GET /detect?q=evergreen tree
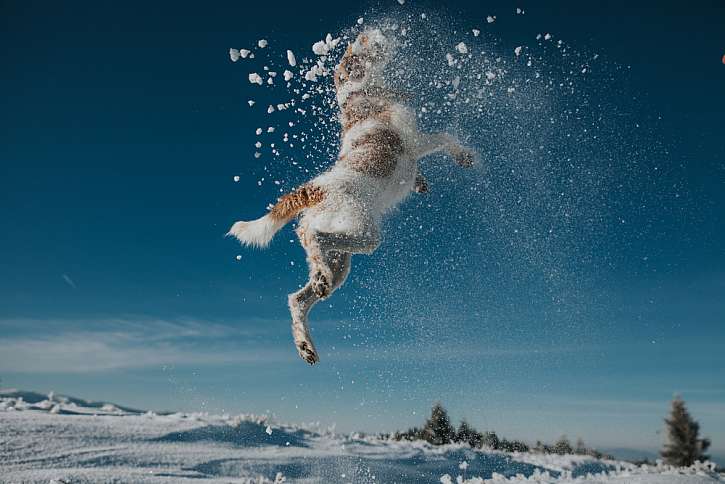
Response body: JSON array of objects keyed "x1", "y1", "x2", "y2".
[
  {"x1": 661, "y1": 397, "x2": 711, "y2": 466},
  {"x1": 422, "y1": 403, "x2": 454, "y2": 445},
  {"x1": 455, "y1": 420, "x2": 472, "y2": 444},
  {"x1": 482, "y1": 431, "x2": 500, "y2": 450},
  {"x1": 552, "y1": 436, "x2": 573, "y2": 455},
  {"x1": 455, "y1": 420, "x2": 483, "y2": 447}
]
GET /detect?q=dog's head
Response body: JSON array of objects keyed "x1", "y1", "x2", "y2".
[{"x1": 335, "y1": 29, "x2": 392, "y2": 96}]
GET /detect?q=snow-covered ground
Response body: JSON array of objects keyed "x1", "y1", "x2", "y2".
[{"x1": 0, "y1": 390, "x2": 722, "y2": 484}]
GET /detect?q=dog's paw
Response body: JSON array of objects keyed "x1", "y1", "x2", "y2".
[
  {"x1": 453, "y1": 148, "x2": 476, "y2": 168},
  {"x1": 311, "y1": 270, "x2": 331, "y2": 298},
  {"x1": 297, "y1": 340, "x2": 320, "y2": 365}
]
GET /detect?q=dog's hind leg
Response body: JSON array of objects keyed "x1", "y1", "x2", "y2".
[
  {"x1": 289, "y1": 223, "x2": 371, "y2": 365},
  {"x1": 289, "y1": 282, "x2": 321, "y2": 365},
  {"x1": 326, "y1": 250, "x2": 352, "y2": 290},
  {"x1": 297, "y1": 226, "x2": 335, "y2": 299},
  {"x1": 316, "y1": 230, "x2": 381, "y2": 255},
  {"x1": 288, "y1": 249, "x2": 352, "y2": 365}
]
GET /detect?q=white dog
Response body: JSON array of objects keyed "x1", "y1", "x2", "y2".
[{"x1": 229, "y1": 29, "x2": 475, "y2": 364}]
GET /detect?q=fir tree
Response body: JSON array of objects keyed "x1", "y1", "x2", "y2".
[
  {"x1": 552, "y1": 436, "x2": 573, "y2": 455},
  {"x1": 455, "y1": 420, "x2": 472, "y2": 444},
  {"x1": 422, "y1": 403, "x2": 454, "y2": 445},
  {"x1": 661, "y1": 397, "x2": 711, "y2": 466},
  {"x1": 482, "y1": 431, "x2": 500, "y2": 450},
  {"x1": 455, "y1": 420, "x2": 483, "y2": 447}
]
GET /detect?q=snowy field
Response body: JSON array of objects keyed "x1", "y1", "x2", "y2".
[{"x1": 0, "y1": 390, "x2": 722, "y2": 484}]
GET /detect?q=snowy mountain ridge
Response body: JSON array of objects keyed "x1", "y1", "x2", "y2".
[{"x1": 0, "y1": 390, "x2": 722, "y2": 484}]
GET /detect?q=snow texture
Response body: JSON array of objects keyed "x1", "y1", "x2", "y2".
[{"x1": 1, "y1": 391, "x2": 722, "y2": 484}]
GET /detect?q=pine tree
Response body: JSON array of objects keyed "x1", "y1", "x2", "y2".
[
  {"x1": 482, "y1": 431, "x2": 500, "y2": 450},
  {"x1": 456, "y1": 420, "x2": 472, "y2": 444},
  {"x1": 661, "y1": 397, "x2": 711, "y2": 466},
  {"x1": 455, "y1": 420, "x2": 483, "y2": 447},
  {"x1": 422, "y1": 403, "x2": 454, "y2": 445},
  {"x1": 552, "y1": 436, "x2": 573, "y2": 455}
]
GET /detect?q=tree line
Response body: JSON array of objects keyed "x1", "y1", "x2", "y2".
[
  {"x1": 381, "y1": 397, "x2": 712, "y2": 467},
  {"x1": 380, "y1": 402, "x2": 613, "y2": 459}
]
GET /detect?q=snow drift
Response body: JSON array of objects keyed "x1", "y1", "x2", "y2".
[{"x1": 1, "y1": 390, "x2": 722, "y2": 484}]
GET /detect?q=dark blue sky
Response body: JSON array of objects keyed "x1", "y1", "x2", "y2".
[{"x1": 1, "y1": 0, "x2": 724, "y2": 458}]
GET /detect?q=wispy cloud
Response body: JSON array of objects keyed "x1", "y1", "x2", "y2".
[
  {"x1": 0, "y1": 317, "x2": 294, "y2": 373},
  {"x1": 61, "y1": 274, "x2": 76, "y2": 289}
]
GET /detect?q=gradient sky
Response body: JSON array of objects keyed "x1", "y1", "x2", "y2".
[{"x1": 1, "y1": 0, "x2": 724, "y2": 461}]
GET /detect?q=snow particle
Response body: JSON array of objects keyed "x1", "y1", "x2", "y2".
[
  {"x1": 312, "y1": 40, "x2": 328, "y2": 56},
  {"x1": 455, "y1": 42, "x2": 468, "y2": 54},
  {"x1": 357, "y1": 17, "x2": 364, "y2": 25},
  {"x1": 486, "y1": 15, "x2": 496, "y2": 24},
  {"x1": 472, "y1": 29, "x2": 480, "y2": 37},
  {"x1": 305, "y1": 67, "x2": 319, "y2": 82},
  {"x1": 265, "y1": 425, "x2": 273, "y2": 435},
  {"x1": 233, "y1": 175, "x2": 240, "y2": 182},
  {"x1": 257, "y1": 39, "x2": 268, "y2": 48},
  {"x1": 229, "y1": 48, "x2": 240, "y2": 62},
  {"x1": 286, "y1": 50, "x2": 297, "y2": 67},
  {"x1": 248, "y1": 73, "x2": 263, "y2": 85},
  {"x1": 235, "y1": 255, "x2": 242, "y2": 261}
]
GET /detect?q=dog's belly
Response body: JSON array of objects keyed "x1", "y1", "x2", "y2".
[
  {"x1": 376, "y1": 156, "x2": 417, "y2": 211},
  {"x1": 301, "y1": 161, "x2": 415, "y2": 236}
]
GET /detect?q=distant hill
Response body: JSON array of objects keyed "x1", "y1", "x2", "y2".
[
  {"x1": 0, "y1": 388, "x2": 144, "y2": 414},
  {"x1": 600, "y1": 447, "x2": 658, "y2": 462}
]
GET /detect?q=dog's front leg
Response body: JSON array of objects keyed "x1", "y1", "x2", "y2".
[{"x1": 414, "y1": 132, "x2": 476, "y2": 167}]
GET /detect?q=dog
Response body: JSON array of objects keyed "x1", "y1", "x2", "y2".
[{"x1": 229, "y1": 29, "x2": 475, "y2": 364}]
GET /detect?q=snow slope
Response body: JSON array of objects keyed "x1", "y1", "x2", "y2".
[{"x1": 1, "y1": 391, "x2": 722, "y2": 484}]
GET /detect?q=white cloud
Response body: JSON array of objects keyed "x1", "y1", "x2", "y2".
[{"x1": 0, "y1": 317, "x2": 294, "y2": 373}]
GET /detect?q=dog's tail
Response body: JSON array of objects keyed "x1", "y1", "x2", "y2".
[{"x1": 227, "y1": 183, "x2": 325, "y2": 248}]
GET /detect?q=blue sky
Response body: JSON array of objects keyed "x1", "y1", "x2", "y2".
[{"x1": 1, "y1": 0, "x2": 724, "y2": 460}]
